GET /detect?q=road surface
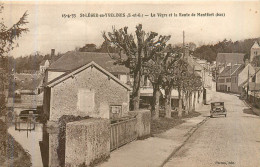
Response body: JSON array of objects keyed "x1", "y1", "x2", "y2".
[{"x1": 164, "y1": 91, "x2": 260, "y2": 167}]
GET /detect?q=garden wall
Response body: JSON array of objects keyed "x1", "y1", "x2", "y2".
[{"x1": 65, "y1": 118, "x2": 110, "y2": 167}]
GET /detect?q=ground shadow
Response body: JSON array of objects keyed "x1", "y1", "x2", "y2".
[{"x1": 243, "y1": 108, "x2": 258, "y2": 116}]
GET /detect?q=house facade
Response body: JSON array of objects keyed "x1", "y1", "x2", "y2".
[
  {"x1": 217, "y1": 64, "x2": 243, "y2": 93},
  {"x1": 250, "y1": 41, "x2": 260, "y2": 62},
  {"x1": 43, "y1": 61, "x2": 131, "y2": 121}
]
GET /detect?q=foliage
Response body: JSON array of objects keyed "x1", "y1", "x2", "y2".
[
  {"x1": 0, "y1": 4, "x2": 29, "y2": 57},
  {"x1": 0, "y1": 3, "x2": 29, "y2": 108},
  {"x1": 193, "y1": 38, "x2": 260, "y2": 63}
]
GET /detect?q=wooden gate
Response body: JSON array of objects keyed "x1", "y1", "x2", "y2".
[{"x1": 110, "y1": 117, "x2": 137, "y2": 151}]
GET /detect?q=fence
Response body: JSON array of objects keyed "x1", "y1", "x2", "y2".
[{"x1": 110, "y1": 117, "x2": 137, "y2": 151}]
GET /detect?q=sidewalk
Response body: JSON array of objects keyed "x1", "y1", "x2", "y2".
[
  {"x1": 242, "y1": 100, "x2": 260, "y2": 116},
  {"x1": 97, "y1": 105, "x2": 210, "y2": 167}
]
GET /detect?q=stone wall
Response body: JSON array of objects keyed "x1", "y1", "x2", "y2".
[
  {"x1": 65, "y1": 118, "x2": 110, "y2": 167},
  {"x1": 50, "y1": 67, "x2": 129, "y2": 121},
  {"x1": 129, "y1": 110, "x2": 151, "y2": 139}
]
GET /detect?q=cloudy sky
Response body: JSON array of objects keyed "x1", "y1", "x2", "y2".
[{"x1": 2, "y1": 1, "x2": 260, "y2": 58}]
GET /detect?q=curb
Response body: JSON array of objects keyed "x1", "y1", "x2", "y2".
[{"x1": 159, "y1": 116, "x2": 210, "y2": 167}]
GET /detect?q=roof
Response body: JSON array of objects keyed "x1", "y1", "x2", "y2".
[
  {"x1": 218, "y1": 64, "x2": 242, "y2": 77},
  {"x1": 251, "y1": 41, "x2": 260, "y2": 49},
  {"x1": 48, "y1": 51, "x2": 129, "y2": 74},
  {"x1": 187, "y1": 56, "x2": 204, "y2": 71},
  {"x1": 45, "y1": 61, "x2": 131, "y2": 91},
  {"x1": 216, "y1": 53, "x2": 245, "y2": 65}
]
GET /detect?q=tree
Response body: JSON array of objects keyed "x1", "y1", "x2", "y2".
[
  {"x1": 103, "y1": 24, "x2": 170, "y2": 111},
  {"x1": 0, "y1": 3, "x2": 28, "y2": 109},
  {"x1": 0, "y1": 4, "x2": 28, "y2": 57},
  {"x1": 174, "y1": 59, "x2": 189, "y2": 117},
  {"x1": 160, "y1": 46, "x2": 182, "y2": 118}
]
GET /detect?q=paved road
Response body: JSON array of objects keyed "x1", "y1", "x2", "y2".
[{"x1": 164, "y1": 91, "x2": 260, "y2": 167}]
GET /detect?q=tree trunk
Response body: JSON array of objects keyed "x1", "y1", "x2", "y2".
[
  {"x1": 178, "y1": 88, "x2": 182, "y2": 118},
  {"x1": 185, "y1": 91, "x2": 189, "y2": 115},
  {"x1": 132, "y1": 66, "x2": 142, "y2": 110},
  {"x1": 165, "y1": 86, "x2": 172, "y2": 118},
  {"x1": 151, "y1": 83, "x2": 160, "y2": 119},
  {"x1": 188, "y1": 92, "x2": 192, "y2": 113},
  {"x1": 192, "y1": 91, "x2": 196, "y2": 111}
]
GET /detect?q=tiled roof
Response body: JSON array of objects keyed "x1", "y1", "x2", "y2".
[
  {"x1": 219, "y1": 64, "x2": 242, "y2": 77},
  {"x1": 216, "y1": 53, "x2": 245, "y2": 65},
  {"x1": 48, "y1": 51, "x2": 129, "y2": 74},
  {"x1": 46, "y1": 61, "x2": 131, "y2": 90}
]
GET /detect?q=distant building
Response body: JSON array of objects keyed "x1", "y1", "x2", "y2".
[
  {"x1": 250, "y1": 41, "x2": 260, "y2": 62},
  {"x1": 39, "y1": 59, "x2": 50, "y2": 74},
  {"x1": 11, "y1": 73, "x2": 43, "y2": 95},
  {"x1": 217, "y1": 64, "x2": 243, "y2": 93}
]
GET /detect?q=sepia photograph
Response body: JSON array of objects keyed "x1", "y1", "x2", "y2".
[{"x1": 0, "y1": 1, "x2": 260, "y2": 167}]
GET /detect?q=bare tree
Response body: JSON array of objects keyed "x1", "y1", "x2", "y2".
[
  {"x1": 173, "y1": 59, "x2": 189, "y2": 117},
  {"x1": 161, "y1": 46, "x2": 182, "y2": 118},
  {"x1": 103, "y1": 24, "x2": 170, "y2": 111}
]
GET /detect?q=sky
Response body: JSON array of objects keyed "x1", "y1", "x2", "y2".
[{"x1": 2, "y1": 1, "x2": 260, "y2": 58}]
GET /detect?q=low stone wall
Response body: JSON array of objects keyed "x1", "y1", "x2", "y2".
[
  {"x1": 65, "y1": 118, "x2": 110, "y2": 167},
  {"x1": 129, "y1": 110, "x2": 151, "y2": 139}
]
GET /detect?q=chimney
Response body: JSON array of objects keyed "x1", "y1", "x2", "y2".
[
  {"x1": 245, "y1": 59, "x2": 249, "y2": 66},
  {"x1": 51, "y1": 49, "x2": 55, "y2": 59}
]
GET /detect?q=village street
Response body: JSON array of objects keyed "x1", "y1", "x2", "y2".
[{"x1": 164, "y1": 91, "x2": 260, "y2": 167}]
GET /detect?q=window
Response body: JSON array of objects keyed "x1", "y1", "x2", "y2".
[
  {"x1": 110, "y1": 105, "x2": 122, "y2": 119},
  {"x1": 218, "y1": 78, "x2": 225, "y2": 83},
  {"x1": 232, "y1": 77, "x2": 237, "y2": 83},
  {"x1": 144, "y1": 76, "x2": 148, "y2": 86},
  {"x1": 77, "y1": 89, "x2": 95, "y2": 113},
  {"x1": 226, "y1": 78, "x2": 231, "y2": 82}
]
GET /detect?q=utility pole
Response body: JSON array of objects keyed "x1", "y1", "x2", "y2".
[{"x1": 246, "y1": 66, "x2": 249, "y2": 100}]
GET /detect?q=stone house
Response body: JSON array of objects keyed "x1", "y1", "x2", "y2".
[
  {"x1": 43, "y1": 61, "x2": 131, "y2": 121},
  {"x1": 44, "y1": 51, "x2": 159, "y2": 109},
  {"x1": 217, "y1": 64, "x2": 243, "y2": 93}
]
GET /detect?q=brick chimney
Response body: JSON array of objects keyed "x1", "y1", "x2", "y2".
[{"x1": 51, "y1": 49, "x2": 55, "y2": 57}]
